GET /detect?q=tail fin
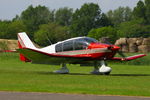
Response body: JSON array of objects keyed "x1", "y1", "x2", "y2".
[
  {"x1": 18, "y1": 32, "x2": 34, "y2": 62},
  {"x1": 18, "y1": 32, "x2": 36, "y2": 49}
]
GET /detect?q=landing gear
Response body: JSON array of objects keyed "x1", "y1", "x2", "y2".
[
  {"x1": 54, "y1": 63, "x2": 69, "y2": 74},
  {"x1": 91, "y1": 62, "x2": 101, "y2": 74},
  {"x1": 91, "y1": 60, "x2": 112, "y2": 75}
]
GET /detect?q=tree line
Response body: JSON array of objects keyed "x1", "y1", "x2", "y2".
[{"x1": 0, "y1": 0, "x2": 150, "y2": 46}]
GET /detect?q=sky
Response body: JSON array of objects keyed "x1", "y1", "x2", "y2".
[{"x1": 0, "y1": 0, "x2": 142, "y2": 20}]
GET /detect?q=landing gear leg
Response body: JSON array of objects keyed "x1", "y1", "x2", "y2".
[
  {"x1": 91, "y1": 61, "x2": 112, "y2": 75},
  {"x1": 54, "y1": 63, "x2": 69, "y2": 74},
  {"x1": 99, "y1": 60, "x2": 112, "y2": 75},
  {"x1": 91, "y1": 62, "x2": 101, "y2": 74}
]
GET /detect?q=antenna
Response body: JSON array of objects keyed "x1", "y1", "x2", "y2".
[{"x1": 45, "y1": 33, "x2": 52, "y2": 45}]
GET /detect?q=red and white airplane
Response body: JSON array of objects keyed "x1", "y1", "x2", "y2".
[{"x1": 17, "y1": 32, "x2": 146, "y2": 75}]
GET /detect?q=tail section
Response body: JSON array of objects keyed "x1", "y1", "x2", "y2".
[
  {"x1": 18, "y1": 32, "x2": 36, "y2": 49},
  {"x1": 18, "y1": 32, "x2": 35, "y2": 62}
]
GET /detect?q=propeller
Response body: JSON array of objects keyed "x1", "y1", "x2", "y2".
[
  {"x1": 100, "y1": 37, "x2": 126, "y2": 58},
  {"x1": 117, "y1": 50, "x2": 126, "y2": 58}
]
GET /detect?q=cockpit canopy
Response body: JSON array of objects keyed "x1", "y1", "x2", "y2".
[{"x1": 55, "y1": 37, "x2": 98, "y2": 52}]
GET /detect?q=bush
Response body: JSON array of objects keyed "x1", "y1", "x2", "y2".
[{"x1": 88, "y1": 26, "x2": 118, "y2": 43}]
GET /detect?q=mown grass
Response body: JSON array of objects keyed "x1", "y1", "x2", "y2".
[{"x1": 0, "y1": 53, "x2": 150, "y2": 96}]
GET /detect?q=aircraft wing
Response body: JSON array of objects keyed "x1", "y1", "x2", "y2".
[{"x1": 111, "y1": 54, "x2": 146, "y2": 61}]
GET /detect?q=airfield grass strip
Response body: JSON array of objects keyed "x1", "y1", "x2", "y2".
[{"x1": 0, "y1": 53, "x2": 150, "y2": 96}]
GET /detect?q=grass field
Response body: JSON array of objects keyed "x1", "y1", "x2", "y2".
[{"x1": 0, "y1": 53, "x2": 150, "y2": 96}]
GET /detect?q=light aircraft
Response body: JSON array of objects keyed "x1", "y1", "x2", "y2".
[{"x1": 17, "y1": 32, "x2": 146, "y2": 75}]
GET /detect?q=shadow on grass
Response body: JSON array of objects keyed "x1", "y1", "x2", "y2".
[
  {"x1": 36, "y1": 71, "x2": 92, "y2": 76},
  {"x1": 110, "y1": 74, "x2": 150, "y2": 76},
  {"x1": 1, "y1": 69, "x2": 150, "y2": 76},
  {"x1": 36, "y1": 71, "x2": 150, "y2": 76}
]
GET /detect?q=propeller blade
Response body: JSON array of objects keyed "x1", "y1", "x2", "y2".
[
  {"x1": 117, "y1": 51, "x2": 126, "y2": 58},
  {"x1": 100, "y1": 37, "x2": 125, "y2": 58}
]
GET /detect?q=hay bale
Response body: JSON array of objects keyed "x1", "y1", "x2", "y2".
[
  {"x1": 0, "y1": 39, "x2": 18, "y2": 50},
  {"x1": 0, "y1": 39, "x2": 40, "y2": 50},
  {"x1": 138, "y1": 45, "x2": 150, "y2": 53},
  {"x1": 0, "y1": 39, "x2": 8, "y2": 42},
  {"x1": 7, "y1": 40, "x2": 18, "y2": 50},
  {"x1": 115, "y1": 40, "x2": 120, "y2": 46},
  {"x1": 129, "y1": 43, "x2": 138, "y2": 53},
  {"x1": 0, "y1": 41, "x2": 8, "y2": 50},
  {"x1": 127, "y1": 38, "x2": 137, "y2": 44},
  {"x1": 142, "y1": 38, "x2": 150, "y2": 45},
  {"x1": 121, "y1": 44, "x2": 129, "y2": 52},
  {"x1": 136, "y1": 38, "x2": 143, "y2": 46},
  {"x1": 119, "y1": 38, "x2": 128, "y2": 44},
  {"x1": 115, "y1": 38, "x2": 127, "y2": 46}
]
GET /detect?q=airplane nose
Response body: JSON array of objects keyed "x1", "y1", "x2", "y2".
[
  {"x1": 110, "y1": 45, "x2": 120, "y2": 51},
  {"x1": 88, "y1": 43, "x2": 120, "y2": 51}
]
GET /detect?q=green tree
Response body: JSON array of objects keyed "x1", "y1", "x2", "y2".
[
  {"x1": 0, "y1": 20, "x2": 27, "y2": 39},
  {"x1": 8, "y1": 20, "x2": 27, "y2": 39},
  {"x1": 70, "y1": 3, "x2": 102, "y2": 36},
  {"x1": 55, "y1": 7, "x2": 73, "y2": 26},
  {"x1": 20, "y1": 5, "x2": 54, "y2": 38},
  {"x1": 34, "y1": 23, "x2": 69, "y2": 46},
  {"x1": 88, "y1": 26, "x2": 117, "y2": 43},
  {"x1": 117, "y1": 19, "x2": 149, "y2": 38},
  {"x1": 0, "y1": 21, "x2": 10, "y2": 39},
  {"x1": 107, "y1": 7, "x2": 132, "y2": 26},
  {"x1": 12, "y1": 15, "x2": 20, "y2": 21},
  {"x1": 133, "y1": 0, "x2": 146, "y2": 20},
  {"x1": 145, "y1": 0, "x2": 150, "y2": 24},
  {"x1": 98, "y1": 13, "x2": 112, "y2": 27}
]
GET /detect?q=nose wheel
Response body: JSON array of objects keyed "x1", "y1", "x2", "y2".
[{"x1": 91, "y1": 60, "x2": 112, "y2": 75}]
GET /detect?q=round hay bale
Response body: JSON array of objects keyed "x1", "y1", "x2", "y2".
[
  {"x1": 138, "y1": 45, "x2": 150, "y2": 53},
  {"x1": 142, "y1": 38, "x2": 150, "y2": 45},
  {"x1": 115, "y1": 39, "x2": 121, "y2": 46},
  {"x1": 119, "y1": 38, "x2": 127, "y2": 44},
  {"x1": 136, "y1": 38, "x2": 143, "y2": 46},
  {"x1": 127, "y1": 38, "x2": 137, "y2": 44},
  {"x1": 129, "y1": 43, "x2": 138, "y2": 53}
]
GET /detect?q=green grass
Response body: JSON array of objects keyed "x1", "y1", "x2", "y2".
[{"x1": 0, "y1": 53, "x2": 150, "y2": 96}]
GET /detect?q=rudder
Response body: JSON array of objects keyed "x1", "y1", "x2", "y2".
[{"x1": 18, "y1": 32, "x2": 34, "y2": 62}]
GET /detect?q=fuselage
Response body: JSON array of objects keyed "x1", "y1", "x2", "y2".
[
  {"x1": 40, "y1": 37, "x2": 120, "y2": 60},
  {"x1": 17, "y1": 32, "x2": 146, "y2": 66}
]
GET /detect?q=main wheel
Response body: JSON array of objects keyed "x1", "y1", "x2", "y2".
[{"x1": 100, "y1": 72, "x2": 110, "y2": 75}]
